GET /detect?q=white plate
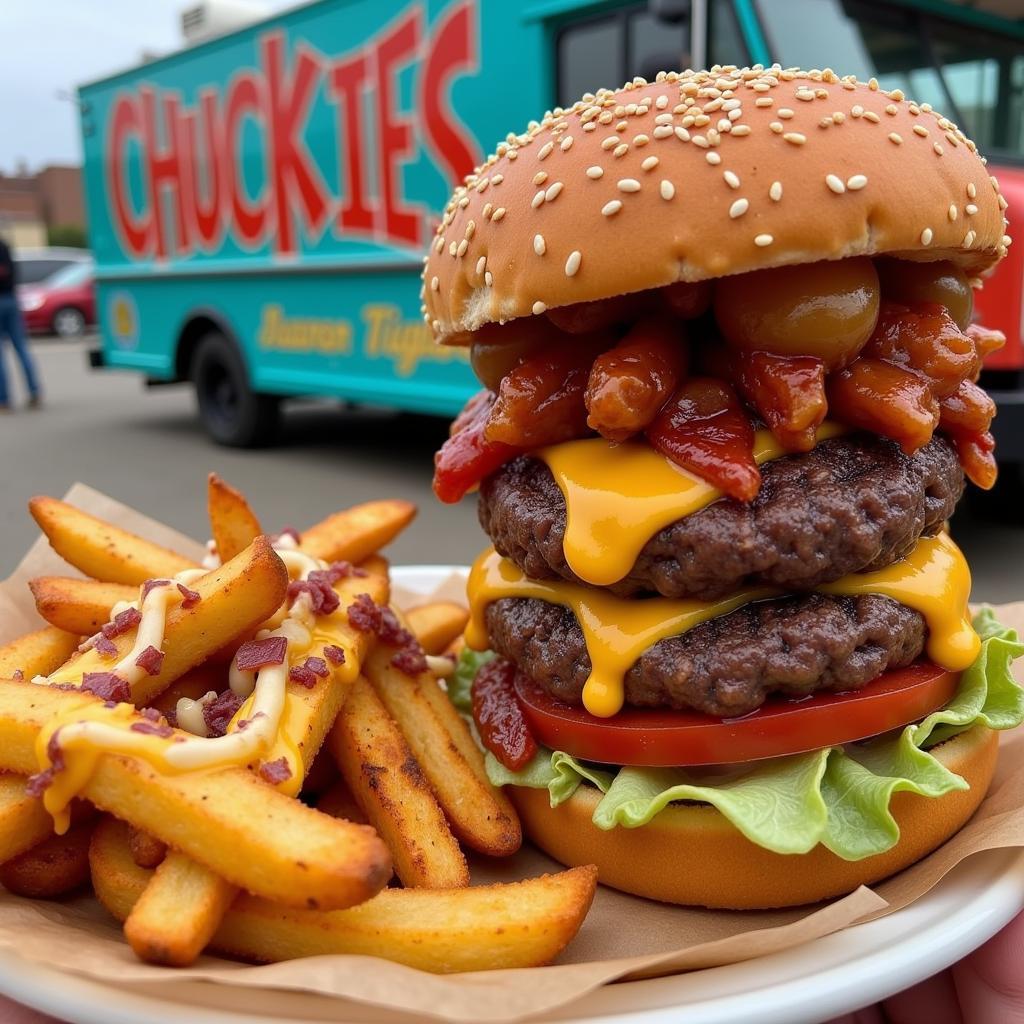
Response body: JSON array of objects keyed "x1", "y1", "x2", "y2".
[{"x1": 2, "y1": 565, "x2": 1022, "y2": 1024}]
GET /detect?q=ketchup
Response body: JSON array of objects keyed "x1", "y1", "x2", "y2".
[{"x1": 471, "y1": 658, "x2": 537, "y2": 772}]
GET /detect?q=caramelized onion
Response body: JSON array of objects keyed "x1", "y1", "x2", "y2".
[{"x1": 735, "y1": 351, "x2": 827, "y2": 452}]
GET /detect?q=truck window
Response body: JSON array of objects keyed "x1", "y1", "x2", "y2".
[{"x1": 755, "y1": 0, "x2": 1024, "y2": 160}]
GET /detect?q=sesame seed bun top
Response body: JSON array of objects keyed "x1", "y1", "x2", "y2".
[{"x1": 421, "y1": 65, "x2": 1011, "y2": 346}]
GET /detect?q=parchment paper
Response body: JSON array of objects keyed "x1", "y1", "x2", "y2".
[{"x1": 0, "y1": 484, "x2": 1021, "y2": 1023}]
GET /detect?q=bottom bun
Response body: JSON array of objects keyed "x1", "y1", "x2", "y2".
[{"x1": 510, "y1": 725, "x2": 998, "y2": 909}]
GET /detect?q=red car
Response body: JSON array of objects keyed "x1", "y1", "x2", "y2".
[{"x1": 19, "y1": 261, "x2": 96, "y2": 337}]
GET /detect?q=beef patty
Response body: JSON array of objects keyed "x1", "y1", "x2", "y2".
[
  {"x1": 485, "y1": 593, "x2": 926, "y2": 717},
  {"x1": 479, "y1": 434, "x2": 962, "y2": 600}
]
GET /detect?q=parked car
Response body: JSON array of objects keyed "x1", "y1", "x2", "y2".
[
  {"x1": 13, "y1": 247, "x2": 90, "y2": 286},
  {"x1": 18, "y1": 260, "x2": 96, "y2": 337}
]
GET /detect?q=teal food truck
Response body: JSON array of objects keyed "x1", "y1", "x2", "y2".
[{"x1": 81, "y1": 0, "x2": 1024, "y2": 448}]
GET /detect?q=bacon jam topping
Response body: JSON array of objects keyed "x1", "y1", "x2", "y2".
[{"x1": 433, "y1": 256, "x2": 1003, "y2": 503}]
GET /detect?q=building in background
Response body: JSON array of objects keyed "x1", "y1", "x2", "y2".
[{"x1": 0, "y1": 165, "x2": 86, "y2": 250}]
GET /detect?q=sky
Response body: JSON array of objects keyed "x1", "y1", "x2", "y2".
[{"x1": 0, "y1": 0, "x2": 295, "y2": 174}]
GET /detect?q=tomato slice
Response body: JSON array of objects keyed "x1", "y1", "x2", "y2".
[{"x1": 513, "y1": 662, "x2": 958, "y2": 767}]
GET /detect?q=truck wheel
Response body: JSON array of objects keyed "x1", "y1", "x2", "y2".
[
  {"x1": 52, "y1": 307, "x2": 86, "y2": 338},
  {"x1": 191, "y1": 331, "x2": 280, "y2": 447}
]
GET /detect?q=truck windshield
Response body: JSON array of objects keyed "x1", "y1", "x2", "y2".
[{"x1": 755, "y1": 0, "x2": 1024, "y2": 161}]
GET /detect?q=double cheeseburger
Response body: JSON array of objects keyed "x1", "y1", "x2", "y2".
[{"x1": 423, "y1": 65, "x2": 1024, "y2": 909}]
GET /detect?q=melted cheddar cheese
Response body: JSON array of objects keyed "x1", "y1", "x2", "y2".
[
  {"x1": 465, "y1": 532, "x2": 978, "y2": 718},
  {"x1": 536, "y1": 423, "x2": 846, "y2": 587}
]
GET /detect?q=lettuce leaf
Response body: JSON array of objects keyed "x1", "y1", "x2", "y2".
[
  {"x1": 471, "y1": 611, "x2": 1023, "y2": 862},
  {"x1": 449, "y1": 648, "x2": 496, "y2": 714}
]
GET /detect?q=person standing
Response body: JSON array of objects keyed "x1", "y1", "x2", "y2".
[{"x1": 0, "y1": 236, "x2": 42, "y2": 412}]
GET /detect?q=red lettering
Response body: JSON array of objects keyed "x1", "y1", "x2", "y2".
[
  {"x1": 327, "y1": 53, "x2": 374, "y2": 234},
  {"x1": 261, "y1": 32, "x2": 330, "y2": 256},
  {"x1": 140, "y1": 87, "x2": 191, "y2": 259},
  {"x1": 422, "y1": 0, "x2": 482, "y2": 184},
  {"x1": 224, "y1": 71, "x2": 268, "y2": 247},
  {"x1": 375, "y1": 9, "x2": 422, "y2": 247},
  {"x1": 107, "y1": 93, "x2": 151, "y2": 258},
  {"x1": 183, "y1": 88, "x2": 224, "y2": 250}
]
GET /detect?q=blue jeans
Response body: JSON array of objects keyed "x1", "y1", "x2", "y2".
[{"x1": 0, "y1": 294, "x2": 40, "y2": 405}]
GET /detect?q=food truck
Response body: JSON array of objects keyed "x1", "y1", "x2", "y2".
[{"x1": 80, "y1": 0, "x2": 1024, "y2": 452}]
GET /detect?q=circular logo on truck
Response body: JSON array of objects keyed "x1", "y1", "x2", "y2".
[{"x1": 108, "y1": 291, "x2": 139, "y2": 350}]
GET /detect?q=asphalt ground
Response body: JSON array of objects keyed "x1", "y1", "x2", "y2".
[{"x1": 2, "y1": 336, "x2": 1022, "y2": 606}]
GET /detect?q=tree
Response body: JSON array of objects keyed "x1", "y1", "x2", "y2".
[{"x1": 46, "y1": 224, "x2": 88, "y2": 249}]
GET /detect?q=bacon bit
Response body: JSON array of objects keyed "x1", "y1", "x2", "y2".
[
  {"x1": 102, "y1": 607, "x2": 142, "y2": 639},
  {"x1": 27, "y1": 731, "x2": 67, "y2": 797},
  {"x1": 378, "y1": 607, "x2": 428, "y2": 676},
  {"x1": 12, "y1": 669, "x2": 23, "y2": 681},
  {"x1": 324, "y1": 645, "x2": 346, "y2": 665},
  {"x1": 433, "y1": 390, "x2": 524, "y2": 504},
  {"x1": 829, "y1": 358, "x2": 940, "y2": 453},
  {"x1": 142, "y1": 579, "x2": 171, "y2": 601},
  {"x1": 270, "y1": 526, "x2": 302, "y2": 546},
  {"x1": 258, "y1": 757, "x2": 292, "y2": 785},
  {"x1": 135, "y1": 646, "x2": 165, "y2": 676},
  {"x1": 288, "y1": 664, "x2": 318, "y2": 688},
  {"x1": 131, "y1": 720, "x2": 174, "y2": 738},
  {"x1": 177, "y1": 583, "x2": 201, "y2": 608},
  {"x1": 585, "y1": 316, "x2": 689, "y2": 441},
  {"x1": 304, "y1": 656, "x2": 328, "y2": 678},
  {"x1": 735, "y1": 351, "x2": 828, "y2": 451},
  {"x1": 391, "y1": 646, "x2": 429, "y2": 676},
  {"x1": 472, "y1": 658, "x2": 538, "y2": 772},
  {"x1": 93, "y1": 634, "x2": 119, "y2": 658},
  {"x1": 203, "y1": 689, "x2": 244, "y2": 737},
  {"x1": 347, "y1": 593, "x2": 383, "y2": 634},
  {"x1": 140, "y1": 706, "x2": 162, "y2": 722},
  {"x1": 646, "y1": 378, "x2": 761, "y2": 501},
  {"x1": 81, "y1": 672, "x2": 131, "y2": 703},
  {"x1": 236, "y1": 711, "x2": 265, "y2": 732},
  {"x1": 235, "y1": 636, "x2": 288, "y2": 672},
  {"x1": 484, "y1": 335, "x2": 611, "y2": 448}
]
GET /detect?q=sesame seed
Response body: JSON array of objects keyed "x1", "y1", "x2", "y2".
[
  {"x1": 754, "y1": 233, "x2": 774, "y2": 247},
  {"x1": 533, "y1": 171, "x2": 548, "y2": 186},
  {"x1": 724, "y1": 170, "x2": 740, "y2": 189},
  {"x1": 846, "y1": 174, "x2": 867, "y2": 190},
  {"x1": 545, "y1": 181, "x2": 564, "y2": 202},
  {"x1": 674, "y1": 126, "x2": 691, "y2": 142},
  {"x1": 634, "y1": 134, "x2": 650, "y2": 146},
  {"x1": 755, "y1": 97, "x2": 774, "y2": 107},
  {"x1": 531, "y1": 191, "x2": 545, "y2": 209},
  {"x1": 492, "y1": 174, "x2": 503, "y2": 185},
  {"x1": 967, "y1": 182, "x2": 977, "y2": 199},
  {"x1": 913, "y1": 125, "x2": 929, "y2": 137},
  {"x1": 795, "y1": 89, "x2": 814, "y2": 101},
  {"x1": 966, "y1": 204, "x2": 978, "y2": 216},
  {"x1": 602, "y1": 136, "x2": 619, "y2": 150},
  {"x1": 863, "y1": 111, "x2": 880, "y2": 123},
  {"x1": 485, "y1": 271, "x2": 493, "y2": 286},
  {"x1": 826, "y1": 174, "x2": 846, "y2": 194},
  {"x1": 560, "y1": 136, "x2": 574, "y2": 151},
  {"x1": 964, "y1": 230, "x2": 976, "y2": 247},
  {"x1": 532, "y1": 301, "x2": 547, "y2": 315},
  {"x1": 618, "y1": 178, "x2": 641, "y2": 193},
  {"x1": 949, "y1": 204, "x2": 958, "y2": 222},
  {"x1": 586, "y1": 166, "x2": 604, "y2": 181},
  {"x1": 533, "y1": 234, "x2": 546, "y2": 256},
  {"x1": 565, "y1": 251, "x2": 582, "y2": 277},
  {"x1": 653, "y1": 125, "x2": 674, "y2": 139},
  {"x1": 921, "y1": 227, "x2": 933, "y2": 246},
  {"x1": 430, "y1": 276, "x2": 439, "y2": 291},
  {"x1": 448, "y1": 242, "x2": 457, "y2": 256},
  {"x1": 731, "y1": 125, "x2": 751, "y2": 136},
  {"x1": 614, "y1": 144, "x2": 629, "y2": 157},
  {"x1": 655, "y1": 112, "x2": 674, "y2": 125},
  {"x1": 456, "y1": 239, "x2": 469, "y2": 257},
  {"x1": 642, "y1": 155, "x2": 659, "y2": 171},
  {"x1": 934, "y1": 142, "x2": 944, "y2": 155},
  {"x1": 660, "y1": 180, "x2": 675, "y2": 200},
  {"x1": 889, "y1": 132, "x2": 903, "y2": 145},
  {"x1": 465, "y1": 220, "x2": 475, "y2": 238},
  {"x1": 538, "y1": 141, "x2": 554, "y2": 160},
  {"x1": 852, "y1": 105, "x2": 864, "y2": 117},
  {"x1": 706, "y1": 151, "x2": 722, "y2": 165},
  {"x1": 770, "y1": 121, "x2": 784, "y2": 133},
  {"x1": 729, "y1": 198, "x2": 749, "y2": 218},
  {"x1": 475, "y1": 257, "x2": 486, "y2": 276},
  {"x1": 492, "y1": 207, "x2": 506, "y2": 221},
  {"x1": 602, "y1": 199, "x2": 623, "y2": 216},
  {"x1": 886, "y1": 104, "x2": 898, "y2": 115},
  {"x1": 778, "y1": 107, "x2": 794, "y2": 119},
  {"x1": 783, "y1": 132, "x2": 806, "y2": 145},
  {"x1": 769, "y1": 180, "x2": 783, "y2": 201},
  {"x1": 656, "y1": 94, "x2": 668, "y2": 109}
]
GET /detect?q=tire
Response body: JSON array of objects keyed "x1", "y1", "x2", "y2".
[
  {"x1": 52, "y1": 306, "x2": 86, "y2": 338},
  {"x1": 190, "y1": 331, "x2": 280, "y2": 447}
]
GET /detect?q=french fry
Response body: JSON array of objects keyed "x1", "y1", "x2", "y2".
[
  {"x1": 0, "y1": 823, "x2": 93, "y2": 898},
  {"x1": 316, "y1": 779, "x2": 368, "y2": 825},
  {"x1": 128, "y1": 827, "x2": 167, "y2": 869},
  {"x1": 299, "y1": 500, "x2": 416, "y2": 564},
  {"x1": 405, "y1": 602, "x2": 470, "y2": 656},
  {"x1": 29, "y1": 496, "x2": 197, "y2": 584},
  {"x1": 0, "y1": 680, "x2": 392, "y2": 910},
  {"x1": 329, "y1": 677, "x2": 469, "y2": 889},
  {"x1": 207, "y1": 474, "x2": 262, "y2": 563},
  {"x1": 0, "y1": 626, "x2": 79, "y2": 680},
  {"x1": 366, "y1": 647, "x2": 521, "y2": 857},
  {"x1": 29, "y1": 577, "x2": 137, "y2": 635},
  {"x1": 301, "y1": 747, "x2": 339, "y2": 798},
  {"x1": 0, "y1": 775, "x2": 55, "y2": 864},
  {"x1": 124, "y1": 565, "x2": 390, "y2": 965},
  {"x1": 47, "y1": 537, "x2": 288, "y2": 706},
  {"x1": 93, "y1": 818, "x2": 597, "y2": 972}
]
